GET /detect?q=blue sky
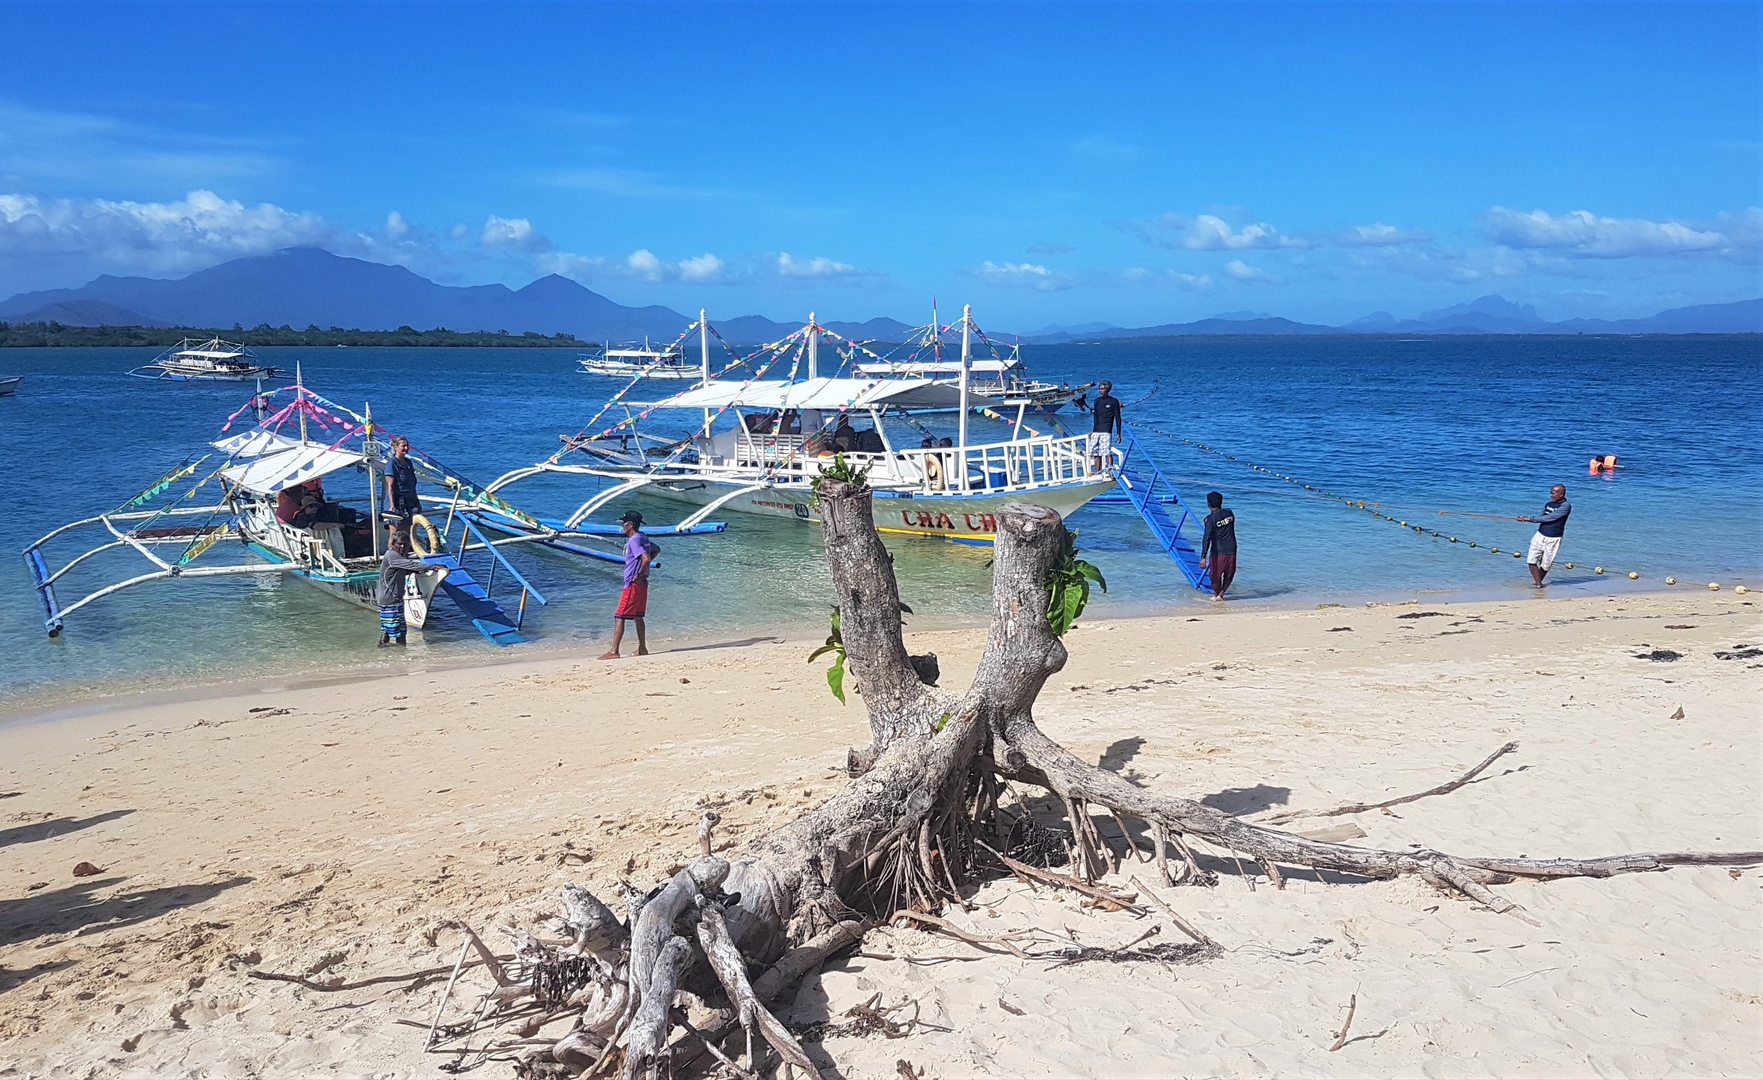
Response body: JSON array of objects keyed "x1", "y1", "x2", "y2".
[{"x1": 1, "y1": 1, "x2": 1758, "y2": 327}]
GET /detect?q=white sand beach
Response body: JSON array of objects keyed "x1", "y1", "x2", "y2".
[{"x1": 2, "y1": 591, "x2": 1759, "y2": 1078}]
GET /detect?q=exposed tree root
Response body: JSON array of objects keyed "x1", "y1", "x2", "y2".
[{"x1": 423, "y1": 486, "x2": 1760, "y2": 1077}]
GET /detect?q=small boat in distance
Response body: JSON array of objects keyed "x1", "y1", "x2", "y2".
[
  {"x1": 579, "y1": 339, "x2": 702, "y2": 380},
  {"x1": 0, "y1": 375, "x2": 20, "y2": 396},
  {"x1": 128, "y1": 338, "x2": 289, "y2": 381}
]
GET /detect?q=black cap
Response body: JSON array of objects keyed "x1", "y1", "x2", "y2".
[{"x1": 618, "y1": 509, "x2": 644, "y2": 525}]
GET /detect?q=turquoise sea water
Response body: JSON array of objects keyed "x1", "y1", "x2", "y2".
[{"x1": 2, "y1": 336, "x2": 1759, "y2": 709}]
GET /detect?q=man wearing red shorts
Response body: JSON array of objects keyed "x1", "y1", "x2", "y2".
[
  {"x1": 600, "y1": 510, "x2": 659, "y2": 659},
  {"x1": 1199, "y1": 490, "x2": 1238, "y2": 602}
]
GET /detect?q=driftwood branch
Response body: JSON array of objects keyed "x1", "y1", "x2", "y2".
[
  {"x1": 1329, "y1": 993, "x2": 1358, "y2": 1051},
  {"x1": 1265, "y1": 742, "x2": 1521, "y2": 824}
]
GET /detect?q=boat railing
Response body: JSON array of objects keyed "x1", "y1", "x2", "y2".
[
  {"x1": 841, "y1": 432, "x2": 1102, "y2": 494},
  {"x1": 729, "y1": 428, "x2": 810, "y2": 467}
]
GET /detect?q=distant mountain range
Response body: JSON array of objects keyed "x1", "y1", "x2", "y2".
[
  {"x1": 1025, "y1": 294, "x2": 1762, "y2": 341},
  {"x1": 1, "y1": 247, "x2": 1756, "y2": 342},
  {"x1": 0, "y1": 248, "x2": 915, "y2": 345}
]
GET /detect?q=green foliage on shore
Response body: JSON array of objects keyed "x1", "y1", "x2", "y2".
[{"x1": 0, "y1": 321, "x2": 595, "y2": 348}]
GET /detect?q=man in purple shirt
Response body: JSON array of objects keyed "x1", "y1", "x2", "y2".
[{"x1": 600, "y1": 510, "x2": 660, "y2": 659}]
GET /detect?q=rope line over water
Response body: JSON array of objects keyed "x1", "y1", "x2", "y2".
[{"x1": 1126, "y1": 421, "x2": 1751, "y2": 593}]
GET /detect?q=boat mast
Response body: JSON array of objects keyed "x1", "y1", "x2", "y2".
[
  {"x1": 807, "y1": 312, "x2": 818, "y2": 379},
  {"x1": 296, "y1": 362, "x2": 308, "y2": 445},
  {"x1": 365, "y1": 401, "x2": 381, "y2": 557},
  {"x1": 958, "y1": 304, "x2": 971, "y2": 490},
  {"x1": 700, "y1": 308, "x2": 712, "y2": 429}
]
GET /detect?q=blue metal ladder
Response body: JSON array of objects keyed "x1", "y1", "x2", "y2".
[
  {"x1": 421, "y1": 515, "x2": 549, "y2": 646},
  {"x1": 1113, "y1": 428, "x2": 1212, "y2": 591}
]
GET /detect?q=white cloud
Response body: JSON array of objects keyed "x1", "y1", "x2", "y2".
[
  {"x1": 776, "y1": 252, "x2": 873, "y2": 281},
  {"x1": 1483, "y1": 207, "x2": 1732, "y2": 258},
  {"x1": 1123, "y1": 211, "x2": 1440, "y2": 252},
  {"x1": 0, "y1": 101, "x2": 281, "y2": 189},
  {"x1": 448, "y1": 222, "x2": 469, "y2": 240},
  {"x1": 678, "y1": 253, "x2": 726, "y2": 282},
  {"x1": 1339, "y1": 222, "x2": 1432, "y2": 246},
  {"x1": 479, "y1": 215, "x2": 553, "y2": 252},
  {"x1": 975, "y1": 260, "x2": 1075, "y2": 291},
  {"x1": 625, "y1": 248, "x2": 666, "y2": 280},
  {"x1": 1122, "y1": 267, "x2": 1213, "y2": 289},
  {"x1": 1122, "y1": 212, "x2": 1308, "y2": 251},
  {"x1": 0, "y1": 189, "x2": 334, "y2": 276},
  {"x1": 1224, "y1": 259, "x2": 1276, "y2": 283},
  {"x1": 384, "y1": 211, "x2": 410, "y2": 241},
  {"x1": 538, "y1": 248, "x2": 741, "y2": 286}
]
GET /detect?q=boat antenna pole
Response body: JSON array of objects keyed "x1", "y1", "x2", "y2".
[
  {"x1": 365, "y1": 401, "x2": 381, "y2": 557},
  {"x1": 808, "y1": 311, "x2": 818, "y2": 380},
  {"x1": 958, "y1": 303, "x2": 971, "y2": 490},
  {"x1": 931, "y1": 298, "x2": 943, "y2": 364},
  {"x1": 296, "y1": 362, "x2": 308, "y2": 445},
  {"x1": 700, "y1": 308, "x2": 712, "y2": 429}
]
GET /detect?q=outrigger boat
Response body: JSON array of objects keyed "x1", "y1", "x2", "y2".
[
  {"x1": 853, "y1": 310, "x2": 1085, "y2": 413},
  {"x1": 0, "y1": 375, "x2": 20, "y2": 396},
  {"x1": 21, "y1": 374, "x2": 594, "y2": 645},
  {"x1": 485, "y1": 306, "x2": 1118, "y2": 545},
  {"x1": 129, "y1": 338, "x2": 288, "y2": 382},
  {"x1": 579, "y1": 339, "x2": 701, "y2": 379}
]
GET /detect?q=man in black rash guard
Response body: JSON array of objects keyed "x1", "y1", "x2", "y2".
[
  {"x1": 1200, "y1": 490, "x2": 1237, "y2": 601},
  {"x1": 1088, "y1": 380, "x2": 1122, "y2": 473}
]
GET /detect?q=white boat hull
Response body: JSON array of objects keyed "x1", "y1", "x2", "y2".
[{"x1": 636, "y1": 475, "x2": 1117, "y2": 542}]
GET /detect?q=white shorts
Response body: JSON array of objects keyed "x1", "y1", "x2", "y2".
[
  {"x1": 1528, "y1": 533, "x2": 1562, "y2": 570},
  {"x1": 1086, "y1": 431, "x2": 1113, "y2": 458}
]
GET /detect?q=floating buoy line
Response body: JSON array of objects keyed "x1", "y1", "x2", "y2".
[{"x1": 1127, "y1": 421, "x2": 1750, "y2": 594}]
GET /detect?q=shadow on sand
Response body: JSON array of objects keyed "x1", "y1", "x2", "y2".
[{"x1": 1, "y1": 875, "x2": 252, "y2": 949}]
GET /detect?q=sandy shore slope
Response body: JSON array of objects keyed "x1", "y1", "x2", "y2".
[{"x1": 2, "y1": 592, "x2": 1759, "y2": 1078}]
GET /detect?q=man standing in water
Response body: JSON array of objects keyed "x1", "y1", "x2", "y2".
[
  {"x1": 1200, "y1": 490, "x2": 1237, "y2": 602},
  {"x1": 374, "y1": 528, "x2": 447, "y2": 646},
  {"x1": 1517, "y1": 483, "x2": 1571, "y2": 588},
  {"x1": 600, "y1": 510, "x2": 660, "y2": 659},
  {"x1": 1088, "y1": 380, "x2": 1123, "y2": 473}
]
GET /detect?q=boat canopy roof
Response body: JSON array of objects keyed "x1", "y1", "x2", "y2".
[
  {"x1": 639, "y1": 376, "x2": 967, "y2": 411},
  {"x1": 174, "y1": 348, "x2": 248, "y2": 360},
  {"x1": 853, "y1": 358, "x2": 1016, "y2": 376},
  {"x1": 221, "y1": 444, "x2": 364, "y2": 494},
  {"x1": 603, "y1": 347, "x2": 683, "y2": 359},
  {"x1": 212, "y1": 429, "x2": 303, "y2": 459}
]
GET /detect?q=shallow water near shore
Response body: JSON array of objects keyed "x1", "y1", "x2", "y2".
[{"x1": 2, "y1": 334, "x2": 1759, "y2": 708}]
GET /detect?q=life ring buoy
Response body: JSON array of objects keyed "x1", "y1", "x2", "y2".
[
  {"x1": 408, "y1": 513, "x2": 441, "y2": 556},
  {"x1": 923, "y1": 453, "x2": 945, "y2": 490}
]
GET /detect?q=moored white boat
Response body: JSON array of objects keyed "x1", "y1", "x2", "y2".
[
  {"x1": 22, "y1": 374, "x2": 557, "y2": 644},
  {"x1": 129, "y1": 338, "x2": 288, "y2": 381},
  {"x1": 488, "y1": 306, "x2": 1121, "y2": 544},
  {"x1": 578, "y1": 340, "x2": 701, "y2": 379}
]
